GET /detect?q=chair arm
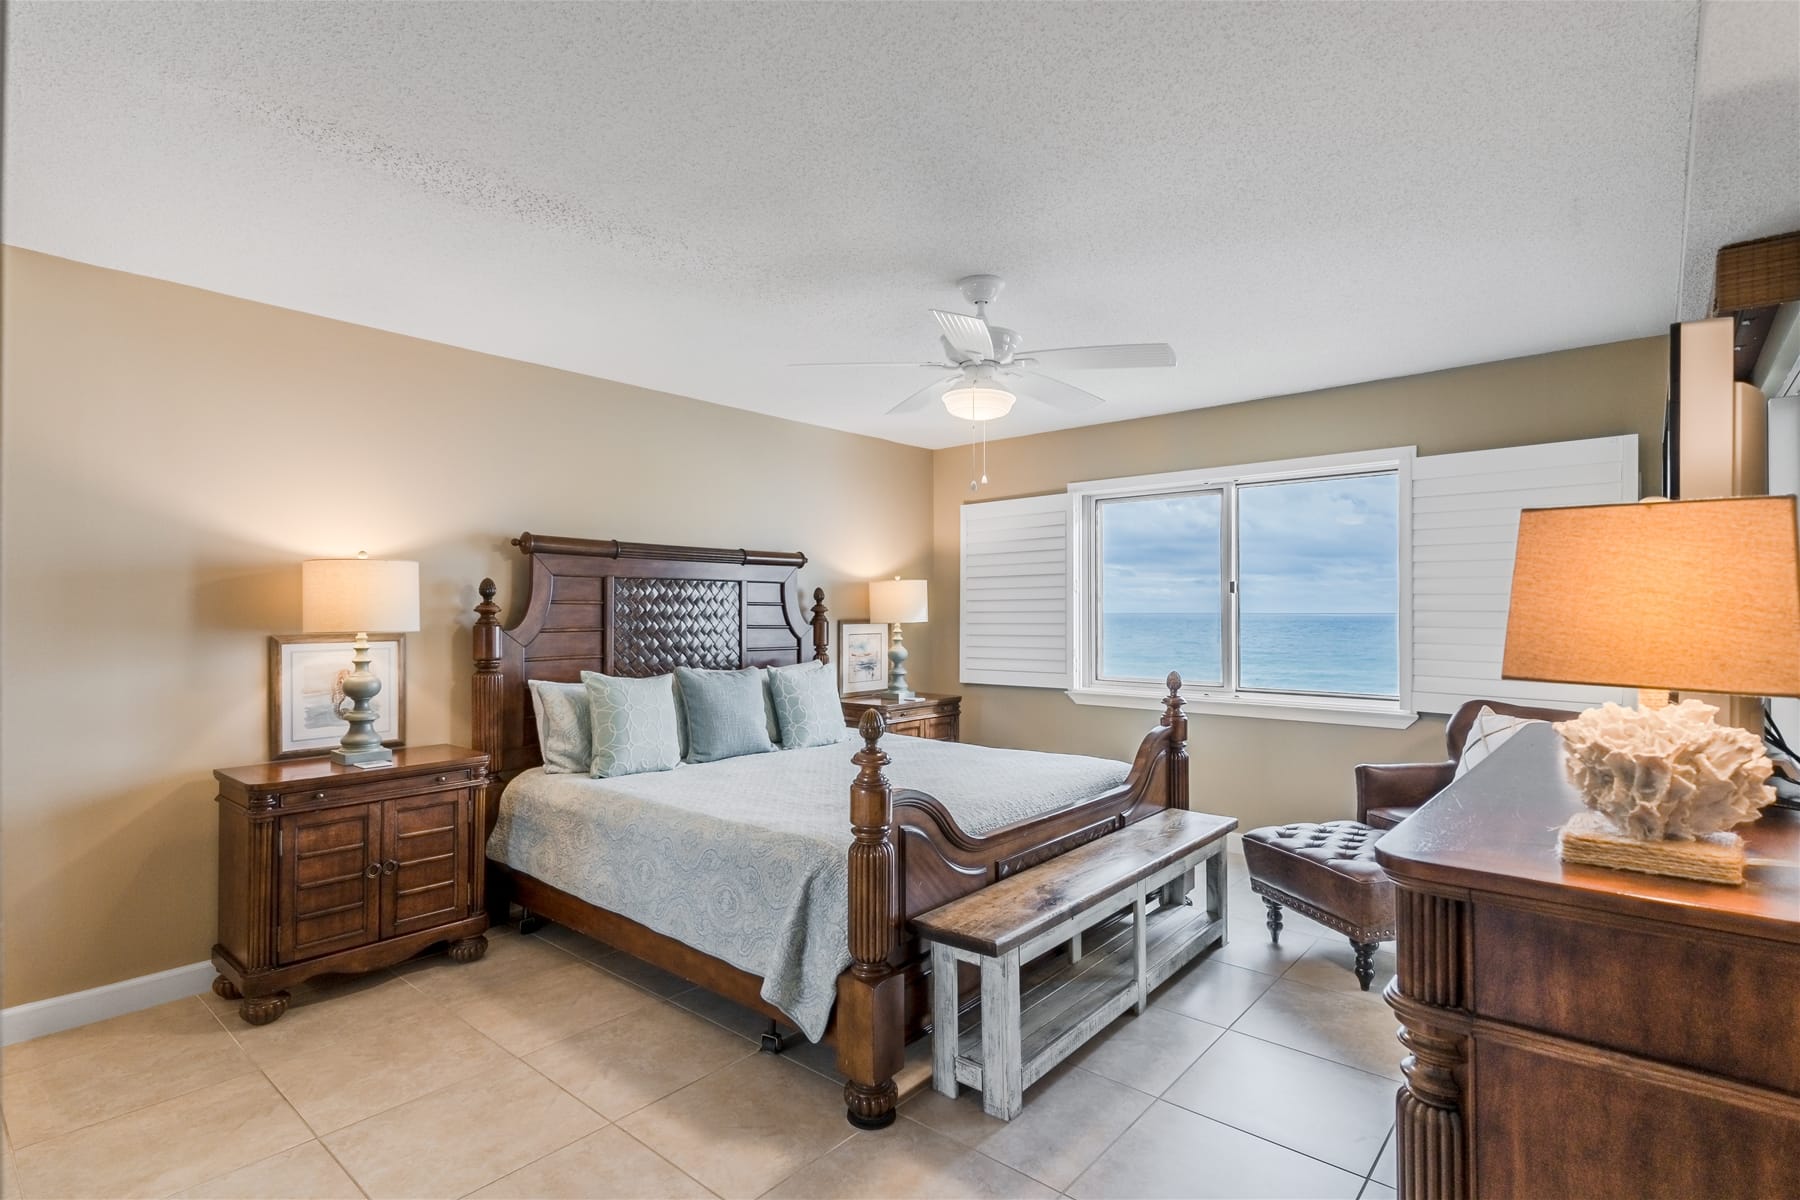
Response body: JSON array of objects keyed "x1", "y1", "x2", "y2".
[{"x1": 1354, "y1": 760, "x2": 1457, "y2": 822}]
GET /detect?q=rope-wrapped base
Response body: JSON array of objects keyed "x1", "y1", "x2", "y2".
[{"x1": 1558, "y1": 811, "x2": 1745, "y2": 885}]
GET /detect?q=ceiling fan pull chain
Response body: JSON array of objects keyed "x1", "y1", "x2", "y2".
[
  {"x1": 969, "y1": 421, "x2": 979, "y2": 492},
  {"x1": 980, "y1": 419, "x2": 989, "y2": 485}
]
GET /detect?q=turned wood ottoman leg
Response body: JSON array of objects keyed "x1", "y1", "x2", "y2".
[
  {"x1": 239, "y1": 991, "x2": 289, "y2": 1025},
  {"x1": 1352, "y1": 940, "x2": 1378, "y2": 991},
  {"x1": 211, "y1": 975, "x2": 242, "y2": 1001},
  {"x1": 1264, "y1": 898, "x2": 1284, "y2": 945}
]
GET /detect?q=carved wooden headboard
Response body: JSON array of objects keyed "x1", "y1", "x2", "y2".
[{"x1": 472, "y1": 534, "x2": 829, "y2": 779}]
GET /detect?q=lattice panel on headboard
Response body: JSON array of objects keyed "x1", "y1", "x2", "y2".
[{"x1": 612, "y1": 576, "x2": 743, "y2": 676}]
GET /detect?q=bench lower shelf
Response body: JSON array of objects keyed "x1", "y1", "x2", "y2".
[{"x1": 951, "y1": 899, "x2": 1225, "y2": 1095}]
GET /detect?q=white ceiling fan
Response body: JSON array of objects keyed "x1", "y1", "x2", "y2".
[{"x1": 793, "y1": 274, "x2": 1176, "y2": 420}]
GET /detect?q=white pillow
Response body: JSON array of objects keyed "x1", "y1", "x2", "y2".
[{"x1": 1454, "y1": 706, "x2": 1544, "y2": 779}]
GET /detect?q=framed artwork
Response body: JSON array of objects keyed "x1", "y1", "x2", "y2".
[
  {"x1": 268, "y1": 633, "x2": 407, "y2": 760},
  {"x1": 838, "y1": 622, "x2": 890, "y2": 695}
]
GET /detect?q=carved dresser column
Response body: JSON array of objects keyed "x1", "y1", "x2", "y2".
[
  {"x1": 838, "y1": 710, "x2": 903, "y2": 1129},
  {"x1": 1387, "y1": 888, "x2": 1471, "y2": 1199}
]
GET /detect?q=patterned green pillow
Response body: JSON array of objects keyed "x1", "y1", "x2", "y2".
[
  {"x1": 674, "y1": 666, "x2": 776, "y2": 763},
  {"x1": 528, "y1": 679, "x2": 592, "y2": 774},
  {"x1": 767, "y1": 660, "x2": 856, "y2": 749},
  {"x1": 580, "y1": 671, "x2": 683, "y2": 778}
]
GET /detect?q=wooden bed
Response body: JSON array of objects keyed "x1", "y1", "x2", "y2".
[{"x1": 471, "y1": 533, "x2": 1192, "y2": 1128}]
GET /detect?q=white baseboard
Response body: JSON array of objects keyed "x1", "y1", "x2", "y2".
[{"x1": 1, "y1": 961, "x2": 215, "y2": 1047}]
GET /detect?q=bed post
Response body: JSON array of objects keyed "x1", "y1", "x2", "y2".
[
  {"x1": 473, "y1": 579, "x2": 508, "y2": 918},
  {"x1": 839, "y1": 710, "x2": 902, "y2": 1129},
  {"x1": 811, "y1": 587, "x2": 830, "y2": 664},
  {"x1": 1161, "y1": 671, "x2": 1189, "y2": 812}
]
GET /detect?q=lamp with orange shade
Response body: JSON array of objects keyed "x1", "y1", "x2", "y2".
[{"x1": 1501, "y1": 495, "x2": 1800, "y2": 884}]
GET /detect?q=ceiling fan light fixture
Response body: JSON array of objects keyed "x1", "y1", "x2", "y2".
[{"x1": 942, "y1": 384, "x2": 1015, "y2": 421}]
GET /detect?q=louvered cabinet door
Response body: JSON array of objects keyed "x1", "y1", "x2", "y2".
[
  {"x1": 276, "y1": 804, "x2": 383, "y2": 963},
  {"x1": 380, "y1": 790, "x2": 471, "y2": 939}
]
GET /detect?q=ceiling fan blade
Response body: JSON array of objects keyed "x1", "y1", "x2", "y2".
[
  {"x1": 789, "y1": 361, "x2": 955, "y2": 368},
  {"x1": 931, "y1": 309, "x2": 994, "y2": 362},
  {"x1": 1009, "y1": 370, "x2": 1107, "y2": 412},
  {"x1": 1018, "y1": 343, "x2": 1176, "y2": 370},
  {"x1": 887, "y1": 374, "x2": 964, "y2": 415}
]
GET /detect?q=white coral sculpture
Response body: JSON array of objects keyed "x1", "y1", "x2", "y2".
[{"x1": 1555, "y1": 700, "x2": 1775, "y2": 840}]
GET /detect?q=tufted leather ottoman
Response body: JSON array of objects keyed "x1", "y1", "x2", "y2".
[{"x1": 1241, "y1": 821, "x2": 1395, "y2": 990}]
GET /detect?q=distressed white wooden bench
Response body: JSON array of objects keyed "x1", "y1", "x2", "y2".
[{"x1": 910, "y1": 807, "x2": 1235, "y2": 1120}]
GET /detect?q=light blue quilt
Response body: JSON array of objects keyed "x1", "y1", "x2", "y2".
[{"x1": 488, "y1": 734, "x2": 1131, "y2": 1040}]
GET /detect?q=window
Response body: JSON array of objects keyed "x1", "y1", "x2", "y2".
[
  {"x1": 960, "y1": 435, "x2": 1638, "y2": 725},
  {"x1": 1071, "y1": 449, "x2": 1414, "y2": 724}
]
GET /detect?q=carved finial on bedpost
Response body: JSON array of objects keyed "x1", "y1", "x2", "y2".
[
  {"x1": 811, "y1": 587, "x2": 830, "y2": 664},
  {"x1": 843, "y1": 708, "x2": 899, "y2": 1128},
  {"x1": 1162, "y1": 671, "x2": 1190, "y2": 811},
  {"x1": 475, "y1": 579, "x2": 502, "y2": 672},
  {"x1": 472, "y1": 579, "x2": 505, "y2": 773},
  {"x1": 1161, "y1": 671, "x2": 1184, "y2": 729}
]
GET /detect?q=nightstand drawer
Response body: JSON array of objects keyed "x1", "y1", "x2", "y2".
[
  {"x1": 841, "y1": 693, "x2": 961, "y2": 742},
  {"x1": 266, "y1": 764, "x2": 484, "y2": 813}
]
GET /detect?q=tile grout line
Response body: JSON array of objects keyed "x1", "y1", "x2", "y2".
[
  {"x1": 7, "y1": 998, "x2": 267, "y2": 1157},
  {"x1": 610, "y1": 1123, "x2": 725, "y2": 1200}
]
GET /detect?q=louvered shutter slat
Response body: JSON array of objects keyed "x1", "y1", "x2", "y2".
[
  {"x1": 960, "y1": 494, "x2": 1073, "y2": 688},
  {"x1": 1410, "y1": 434, "x2": 1638, "y2": 715}
]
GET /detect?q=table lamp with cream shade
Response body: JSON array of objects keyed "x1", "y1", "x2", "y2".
[
  {"x1": 869, "y1": 577, "x2": 928, "y2": 702},
  {"x1": 1500, "y1": 495, "x2": 1800, "y2": 884},
  {"x1": 301, "y1": 553, "x2": 420, "y2": 765}
]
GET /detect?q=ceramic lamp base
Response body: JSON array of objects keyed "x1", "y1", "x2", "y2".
[{"x1": 1557, "y1": 810, "x2": 1745, "y2": 885}]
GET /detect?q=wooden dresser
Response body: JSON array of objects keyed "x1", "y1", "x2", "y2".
[
  {"x1": 211, "y1": 744, "x2": 491, "y2": 1024},
  {"x1": 1375, "y1": 724, "x2": 1800, "y2": 1200},
  {"x1": 841, "y1": 691, "x2": 960, "y2": 741}
]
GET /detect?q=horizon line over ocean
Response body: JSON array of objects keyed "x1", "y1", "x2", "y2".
[{"x1": 1103, "y1": 611, "x2": 1398, "y2": 697}]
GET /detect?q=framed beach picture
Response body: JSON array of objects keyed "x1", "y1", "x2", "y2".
[
  {"x1": 838, "y1": 622, "x2": 889, "y2": 695},
  {"x1": 268, "y1": 633, "x2": 407, "y2": 760}
]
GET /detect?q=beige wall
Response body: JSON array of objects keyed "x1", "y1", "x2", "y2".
[
  {"x1": 921, "y1": 337, "x2": 1668, "y2": 833},
  {"x1": 0, "y1": 248, "x2": 935, "y2": 1006},
  {"x1": 0, "y1": 245, "x2": 1670, "y2": 1007}
]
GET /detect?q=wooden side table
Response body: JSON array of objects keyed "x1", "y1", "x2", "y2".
[
  {"x1": 211, "y1": 744, "x2": 491, "y2": 1024},
  {"x1": 841, "y1": 692, "x2": 961, "y2": 742}
]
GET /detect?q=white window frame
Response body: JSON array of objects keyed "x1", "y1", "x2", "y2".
[{"x1": 1068, "y1": 447, "x2": 1416, "y2": 728}]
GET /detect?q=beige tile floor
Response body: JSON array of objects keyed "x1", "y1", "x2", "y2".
[{"x1": 1, "y1": 855, "x2": 1402, "y2": 1199}]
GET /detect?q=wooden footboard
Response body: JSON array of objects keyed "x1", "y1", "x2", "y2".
[{"x1": 837, "y1": 673, "x2": 1190, "y2": 1127}]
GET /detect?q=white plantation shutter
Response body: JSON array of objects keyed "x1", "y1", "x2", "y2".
[
  {"x1": 960, "y1": 494, "x2": 1073, "y2": 688},
  {"x1": 1411, "y1": 434, "x2": 1639, "y2": 714}
]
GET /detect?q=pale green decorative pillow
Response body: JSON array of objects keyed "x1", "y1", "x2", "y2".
[
  {"x1": 674, "y1": 666, "x2": 776, "y2": 763},
  {"x1": 580, "y1": 671, "x2": 683, "y2": 778},
  {"x1": 768, "y1": 660, "x2": 856, "y2": 749},
  {"x1": 528, "y1": 680, "x2": 591, "y2": 775}
]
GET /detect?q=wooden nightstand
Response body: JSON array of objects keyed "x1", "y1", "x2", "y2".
[
  {"x1": 841, "y1": 692, "x2": 961, "y2": 742},
  {"x1": 211, "y1": 744, "x2": 491, "y2": 1025}
]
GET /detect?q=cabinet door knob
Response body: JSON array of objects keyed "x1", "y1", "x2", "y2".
[
  {"x1": 436, "y1": 775, "x2": 448, "y2": 784},
  {"x1": 313, "y1": 791, "x2": 327, "y2": 801},
  {"x1": 383, "y1": 859, "x2": 398, "y2": 875},
  {"x1": 364, "y1": 862, "x2": 381, "y2": 878}
]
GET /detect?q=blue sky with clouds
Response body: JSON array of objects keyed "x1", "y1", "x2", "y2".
[{"x1": 1101, "y1": 474, "x2": 1399, "y2": 614}]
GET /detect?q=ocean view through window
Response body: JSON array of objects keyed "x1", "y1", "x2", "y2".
[{"x1": 1082, "y1": 455, "x2": 1405, "y2": 708}]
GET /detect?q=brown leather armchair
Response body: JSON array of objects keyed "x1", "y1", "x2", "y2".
[{"x1": 1355, "y1": 699, "x2": 1578, "y2": 829}]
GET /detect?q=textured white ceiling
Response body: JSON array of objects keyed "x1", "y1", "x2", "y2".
[{"x1": 3, "y1": 2, "x2": 1788, "y2": 448}]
